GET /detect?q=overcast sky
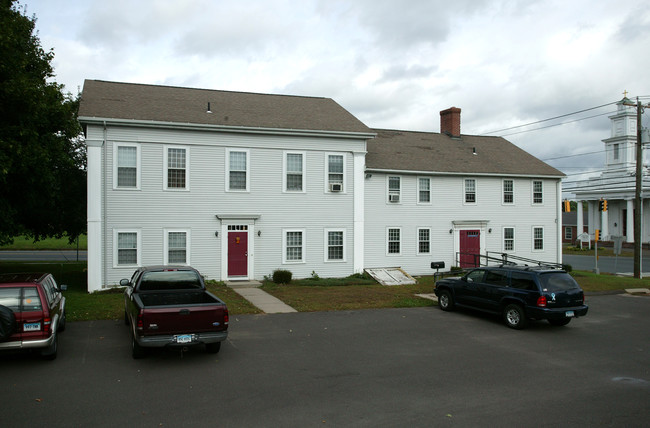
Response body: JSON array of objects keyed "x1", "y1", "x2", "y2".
[{"x1": 24, "y1": 0, "x2": 650, "y2": 182}]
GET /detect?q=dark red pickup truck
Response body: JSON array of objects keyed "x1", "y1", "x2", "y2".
[{"x1": 122, "y1": 266, "x2": 229, "y2": 359}]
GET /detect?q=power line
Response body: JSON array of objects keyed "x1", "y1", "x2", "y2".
[
  {"x1": 500, "y1": 111, "x2": 614, "y2": 137},
  {"x1": 481, "y1": 101, "x2": 617, "y2": 135}
]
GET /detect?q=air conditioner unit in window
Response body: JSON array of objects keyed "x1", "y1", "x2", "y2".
[
  {"x1": 329, "y1": 183, "x2": 342, "y2": 192},
  {"x1": 389, "y1": 193, "x2": 400, "y2": 203}
]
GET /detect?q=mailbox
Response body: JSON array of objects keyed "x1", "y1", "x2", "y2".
[{"x1": 431, "y1": 261, "x2": 445, "y2": 270}]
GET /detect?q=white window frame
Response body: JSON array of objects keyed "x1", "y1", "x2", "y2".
[
  {"x1": 564, "y1": 227, "x2": 572, "y2": 241},
  {"x1": 324, "y1": 228, "x2": 346, "y2": 262},
  {"x1": 387, "y1": 176, "x2": 401, "y2": 203},
  {"x1": 464, "y1": 178, "x2": 477, "y2": 204},
  {"x1": 283, "y1": 229, "x2": 306, "y2": 264},
  {"x1": 503, "y1": 227, "x2": 515, "y2": 252},
  {"x1": 418, "y1": 177, "x2": 431, "y2": 204},
  {"x1": 113, "y1": 142, "x2": 141, "y2": 190},
  {"x1": 533, "y1": 226, "x2": 544, "y2": 251},
  {"x1": 226, "y1": 148, "x2": 250, "y2": 192},
  {"x1": 283, "y1": 151, "x2": 306, "y2": 193},
  {"x1": 502, "y1": 179, "x2": 514, "y2": 205},
  {"x1": 386, "y1": 227, "x2": 401, "y2": 255},
  {"x1": 113, "y1": 229, "x2": 141, "y2": 268},
  {"x1": 613, "y1": 143, "x2": 620, "y2": 161},
  {"x1": 164, "y1": 229, "x2": 190, "y2": 266},
  {"x1": 417, "y1": 227, "x2": 431, "y2": 255},
  {"x1": 163, "y1": 145, "x2": 190, "y2": 191},
  {"x1": 532, "y1": 180, "x2": 543, "y2": 205},
  {"x1": 325, "y1": 153, "x2": 346, "y2": 193}
]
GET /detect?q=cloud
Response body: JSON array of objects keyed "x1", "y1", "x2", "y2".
[{"x1": 25, "y1": 0, "x2": 650, "y2": 180}]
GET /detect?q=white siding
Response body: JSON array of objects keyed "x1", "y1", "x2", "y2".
[
  {"x1": 91, "y1": 124, "x2": 366, "y2": 286},
  {"x1": 364, "y1": 173, "x2": 560, "y2": 275}
]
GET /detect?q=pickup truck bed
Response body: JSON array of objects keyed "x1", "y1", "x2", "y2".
[{"x1": 137, "y1": 290, "x2": 220, "y2": 307}]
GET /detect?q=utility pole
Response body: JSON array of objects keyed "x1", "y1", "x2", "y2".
[{"x1": 623, "y1": 96, "x2": 650, "y2": 278}]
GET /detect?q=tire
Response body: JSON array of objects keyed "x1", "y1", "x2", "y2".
[
  {"x1": 131, "y1": 333, "x2": 146, "y2": 359},
  {"x1": 548, "y1": 318, "x2": 571, "y2": 326},
  {"x1": 41, "y1": 334, "x2": 58, "y2": 360},
  {"x1": 437, "y1": 290, "x2": 454, "y2": 312},
  {"x1": 58, "y1": 309, "x2": 66, "y2": 332},
  {"x1": 503, "y1": 304, "x2": 527, "y2": 330},
  {"x1": 206, "y1": 342, "x2": 221, "y2": 354},
  {"x1": 0, "y1": 305, "x2": 16, "y2": 341}
]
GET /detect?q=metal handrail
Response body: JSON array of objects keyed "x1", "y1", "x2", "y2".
[{"x1": 453, "y1": 252, "x2": 564, "y2": 269}]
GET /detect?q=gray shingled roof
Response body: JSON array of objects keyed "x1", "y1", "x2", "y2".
[
  {"x1": 366, "y1": 129, "x2": 564, "y2": 177},
  {"x1": 78, "y1": 80, "x2": 372, "y2": 134}
]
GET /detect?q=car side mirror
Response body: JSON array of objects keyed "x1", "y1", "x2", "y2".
[{"x1": 120, "y1": 279, "x2": 131, "y2": 287}]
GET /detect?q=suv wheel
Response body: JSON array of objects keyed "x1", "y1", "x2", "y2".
[
  {"x1": 58, "y1": 309, "x2": 66, "y2": 332},
  {"x1": 41, "y1": 334, "x2": 58, "y2": 360},
  {"x1": 438, "y1": 290, "x2": 454, "y2": 311},
  {"x1": 503, "y1": 304, "x2": 527, "y2": 330},
  {"x1": 548, "y1": 318, "x2": 571, "y2": 326}
]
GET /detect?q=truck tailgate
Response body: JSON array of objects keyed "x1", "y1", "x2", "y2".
[{"x1": 140, "y1": 305, "x2": 227, "y2": 335}]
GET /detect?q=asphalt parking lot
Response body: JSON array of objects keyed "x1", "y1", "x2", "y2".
[{"x1": 1, "y1": 294, "x2": 649, "y2": 427}]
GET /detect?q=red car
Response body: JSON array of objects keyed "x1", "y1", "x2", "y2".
[{"x1": 0, "y1": 273, "x2": 67, "y2": 360}]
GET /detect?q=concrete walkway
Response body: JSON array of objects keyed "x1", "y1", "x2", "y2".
[{"x1": 226, "y1": 281, "x2": 297, "y2": 314}]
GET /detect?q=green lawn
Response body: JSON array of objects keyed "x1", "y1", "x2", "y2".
[
  {"x1": 0, "y1": 235, "x2": 87, "y2": 250},
  {"x1": 1, "y1": 255, "x2": 648, "y2": 321}
]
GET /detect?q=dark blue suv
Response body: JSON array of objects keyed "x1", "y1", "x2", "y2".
[{"x1": 434, "y1": 266, "x2": 588, "y2": 329}]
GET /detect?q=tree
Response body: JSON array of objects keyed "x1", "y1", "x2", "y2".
[{"x1": 0, "y1": 0, "x2": 86, "y2": 245}]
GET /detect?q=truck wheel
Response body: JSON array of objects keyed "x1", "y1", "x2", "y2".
[
  {"x1": 0, "y1": 305, "x2": 16, "y2": 341},
  {"x1": 206, "y1": 342, "x2": 221, "y2": 354},
  {"x1": 438, "y1": 290, "x2": 454, "y2": 312},
  {"x1": 41, "y1": 334, "x2": 58, "y2": 360},
  {"x1": 548, "y1": 318, "x2": 571, "y2": 326},
  {"x1": 503, "y1": 304, "x2": 527, "y2": 330},
  {"x1": 131, "y1": 333, "x2": 146, "y2": 359}
]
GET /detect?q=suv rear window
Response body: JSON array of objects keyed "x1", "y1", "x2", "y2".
[
  {"x1": 23, "y1": 288, "x2": 43, "y2": 311},
  {"x1": 539, "y1": 272, "x2": 580, "y2": 292},
  {"x1": 0, "y1": 287, "x2": 42, "y2": 312}
]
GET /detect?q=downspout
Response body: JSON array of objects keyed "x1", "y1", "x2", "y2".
[
  {"x1": 557, "y1": 179, "x2": 562, "y2": 266},
  {"x1": 103, "y1": 121, "x2": 107, "y2": 288}
]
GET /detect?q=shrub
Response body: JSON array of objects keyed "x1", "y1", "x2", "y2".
[
  {"x1": 272, "y1": 269, "x2": 292, "y2": 284},
  {"x1": 562, "y1": 264, "x2": 573, "y2": 272}
]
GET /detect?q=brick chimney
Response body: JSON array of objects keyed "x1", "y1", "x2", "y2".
[{"x1": 440, "y1": 107, "x2": 461, "y2": 137}]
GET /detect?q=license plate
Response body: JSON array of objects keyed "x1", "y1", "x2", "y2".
[
  {"x1": 565, "y1": 311, "x2": 575, "y2": 317},
  {"x1": 24, "y1": 322, "x2": 41, "y2": 332},
  {"x1": 176, "y1": 334, "x2": 192, "y2": 344}
]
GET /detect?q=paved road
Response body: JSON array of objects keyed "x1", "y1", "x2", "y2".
[
  {"x1": 564, "y1": 253, "x2": 650, "y2": 275},
  {"x1": 0, "y1": 250, "x2": 87, "y2": 261},
  {"x1": 1, "y1": 295, "x2": 649, "y2": 427}
]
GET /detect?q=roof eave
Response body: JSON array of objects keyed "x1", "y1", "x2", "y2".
[
  {"x1": 365, "y1": 167, "x2": 565, "y2": 179},
  {"x1": 78, "y1": 116, "x2": 377, "y2": 140}
]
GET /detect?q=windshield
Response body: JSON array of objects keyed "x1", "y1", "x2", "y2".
[
  {"x1": 139, "y1": 270, "x2": 202, "y2": 291},
  {"x1": 539, "y1": 272, "x2": 580, "y2": 292}
]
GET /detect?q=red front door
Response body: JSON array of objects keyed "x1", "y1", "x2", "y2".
[
  {"x1": 460, "y1": 230, "x2": 481, "y2": 268},
  {"x1": 228, "y1": 231, "x2": 248, "y2": 277}
]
